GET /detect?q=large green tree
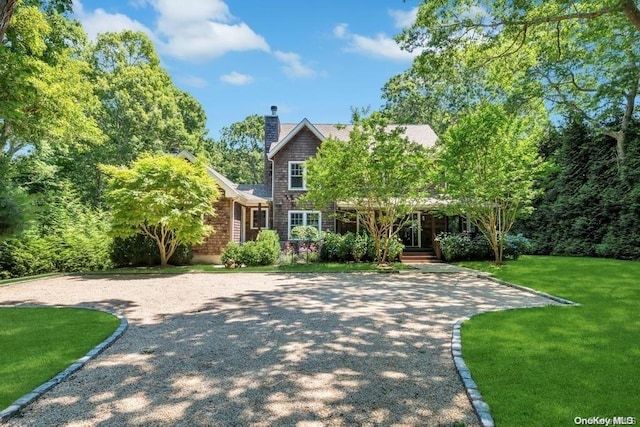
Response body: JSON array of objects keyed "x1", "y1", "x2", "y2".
[
  {"x1": 1, "y1": 1, "x2": 100, "y2": 239},
  {"x1": 438, "y1": 102, "x2": 544, "y2": 265},
  {"x1": 205, "y1": 114, "x2": 264, "y2": 184},
  {"x1": 90, "y1": 31, "x2": 206, "y2": 163},
  {"x1": 303, "y1": 112, "x2": 434, "y2": 264},
  {"x1": 100, "y1": 154, "x2": 220, "y2": 267},
  {"x1": 399, "y1": 0, "x2": 640, "y2": 163},
  {"x1": 0, "y1": 2, "x2": 102, "y2": 159},
  {"x1": 52, "y1": 30, "x2": 209, "y2": 204}
]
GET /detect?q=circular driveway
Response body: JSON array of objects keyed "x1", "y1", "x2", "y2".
[{"x1": 1, "y1": 272, "x2": 556, "y2": 426}]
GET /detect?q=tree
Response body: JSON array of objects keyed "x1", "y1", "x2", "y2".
[
  {"x1": 515, "y1": 119, "x2": 640, "y2": 259},
  {"x1": 1, "y1": 0, "x2": 71, "y2": 40},
  {"x1": 100, "y1": 154, "x2": 220, "y2": 267},
  {"x1": 52, "y1": 30, "x2": 208, "y2": 204},
  {"x1": 90, "y1": 31, "x2": 206, "y2": 164},
  {"x1": 205, "y1": 114, "x2": 264, "y2": 184},
  {"x1": 438, "y1": 103, "x2": 544, "y2": 265},
  {"x1": 399, "y1": 0, "x2": 640, "y2": 163},
  {"x1": 303, "y1": 112, "x2": 434, "y2": 264},
  {"x1": 1, "y1": 2, "x2": 103, "y2": 159}
]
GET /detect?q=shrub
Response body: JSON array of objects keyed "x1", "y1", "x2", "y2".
[
  {"x1": 436, "y1": 232, "x2": 531, "y2": 262},
  {"x1": 111, "y1": 234, "x2": 193, "y2": 267},
  {"x1": 436, "y1": 232, "x2": 491, "y2": 262},
  {"x1": 503, "y1": 234, "x2": 532, "y2": 260},
  {"x1": 0, "y1": 202, "x2": 114, "y2": 278},
  {"x1": 352, "y1": 233, "x2": 370, "y2": 262},
  {"x1": 385, "y1": 237, "x2": 405, "y2": 262},
  {"x1": 0, "y1": 232, "x2": 54, "y2": 279},
  {"x1": 221, "y1": 230, "x2": 281, "y2": 267},
  {"x1": 318, "y1": 231, "x2": 376, "y2": 263},
  {"x1": 320, "y1": 232, "x2": 347, "y2": 261},
  {"x1": 255, "y1": 230, "x2": 281, "y2": 265},
  {"x1": 221, "y1": 242, "x2": 243, "y2": 266}
]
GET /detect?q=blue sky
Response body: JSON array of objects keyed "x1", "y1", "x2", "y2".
[{"x1": 72, "y1": 0, "x2": 421, "y2": 139}]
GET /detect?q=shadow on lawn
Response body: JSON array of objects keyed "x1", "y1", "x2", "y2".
[{"x1": 7, "y1": 273, "x2": 555, "y2": 426}]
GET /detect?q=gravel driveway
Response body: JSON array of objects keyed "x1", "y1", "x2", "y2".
[{"x1": 1, "y1": 272, "x2": 556, "y2": 426}]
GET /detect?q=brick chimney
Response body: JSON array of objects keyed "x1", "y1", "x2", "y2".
[{"x1": 264, "y1": 105, "x2": 279, "y2": 186}]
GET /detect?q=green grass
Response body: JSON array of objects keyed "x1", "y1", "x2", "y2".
[
  {"x1": 0, "y1": 307, "x2": 120, "y2": 410},
  {"x1": 84, "y1": 262, "x2": 411, "y2": 275},
  {"x1": 0, "y1": 273, "x2": 61, "y2": 287},
  {"x1": 456, "y1": 256, "x2": 640, "y2": 426}
]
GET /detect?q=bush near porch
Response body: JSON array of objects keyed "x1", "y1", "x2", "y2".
[
  {"x1": 221, "y1": 230, "x2": 280, "y2": 267},
  {"x1": 436, "y1": 232, "x2": 531, "y2": 262},
  {"x1": 319, "y1": 232, "x2": 404, "y2": 264}
]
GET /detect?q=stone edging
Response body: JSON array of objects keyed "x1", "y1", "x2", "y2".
[
  {"x1": 452, "y1": 274, "x2": 579, "y2": 427},
  {"x1": 0, "y1": 308, "x2": 128, "y2": 422}
]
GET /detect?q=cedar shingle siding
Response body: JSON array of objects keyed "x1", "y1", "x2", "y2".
[
  {"x1": 192, "y1": 185, "x2": 231, "y2": 258},
  {"x1": 271, "y1": 127, "x2": 335, "y2": 240}
]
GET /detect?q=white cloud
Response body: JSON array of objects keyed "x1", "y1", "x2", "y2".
[
  {"x1": 332, "y1": 24, "x2": 420, "y2": 62},
  {"x1": 74, "y1": 0, "x2": 270, "y2": 62},
  {"x1": 73, "y1": 0, "x2": 153, "y2": 40},
  {"x1": 274, "y1": 51, "x2": 316, "y2": 79},
  {"x1": 151, "y1": 0, "x2": 269, "y2": 61},
  {"x1": 333, "y1": 23, "x2": 348, "y2": 39},
  {"x1": 220, "y1": 71, "x2": 254, "y2": 85},
  {"x1": 179, "y1": 75, "x2": 209, "y2": 88},
  {"x1": 388, "y1": 7, "x2": 419, "y2": 29}
]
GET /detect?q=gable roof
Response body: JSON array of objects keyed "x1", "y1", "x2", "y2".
[
  {"x1": 177, "y1": 150, "x2": 271, "y2": 206},
  {"x1": 268, "y1": 120, "x2": 439, "y2": 159},
  {"x1": 266, "y1": 118, "x2": 324, "y2": 159}
]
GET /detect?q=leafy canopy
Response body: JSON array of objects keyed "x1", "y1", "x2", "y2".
[
  {"x1": 396, "y1": 0, "x2": 640, "y2": 161},
  {"x1": 205, "y1": 114, "x2": 265, "y2": 184},
  {"x1": 100, "y1": 154, "x2": 220, "y2": 266},
  {"x1": 304, "y1": 111, "x2": 434, "y2": 263},
  {"x1": 438, "y1": 102, "x2": 544, "y2": 264}
]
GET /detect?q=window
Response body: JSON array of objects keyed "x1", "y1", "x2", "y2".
[
  {"x1": 250, "y1": 208, "x2": 268, "y2": 229},
  {"x1": 288, "y1": 161, "x2": 306, "y2": 190},
  {"x1": 288, "y1": 210, "x2": 321, "y2": 238}
]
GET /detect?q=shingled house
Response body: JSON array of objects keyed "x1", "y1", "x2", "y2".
[{"x1": 188, "y1": 106, "x2": 451, "y2": 264}]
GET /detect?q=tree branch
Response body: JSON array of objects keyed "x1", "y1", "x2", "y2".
[{"x1": 622, "y1": 0, "x2": 640, "y2": 31}]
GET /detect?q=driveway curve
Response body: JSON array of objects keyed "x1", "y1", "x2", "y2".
[{"x1": 0, "y1": 272, "x2": 556, "y2": 426}]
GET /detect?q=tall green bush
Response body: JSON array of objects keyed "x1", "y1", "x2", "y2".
[
  {"x1": 220, "y1": 230, "x2": 281, "y2": 267},
  {"x1": 0, "y1": 184, "x2": 113, "y2": 278},
  {"x1": 516, "y1": 119, "x2": 640, "y2": 260}
]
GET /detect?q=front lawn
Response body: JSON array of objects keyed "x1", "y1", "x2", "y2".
[
  {"x1": 0, "y1": 307, "x2": 120, "y2": 410},
  {"x1": 457, "y1": 256, "x2": 640, "y2": 426}
]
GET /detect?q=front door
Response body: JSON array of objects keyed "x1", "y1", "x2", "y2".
[
  {"x1": 399, "y1": 213, "x2": 420, "y2": 248},
  {"x1": 421, "y1": 212, "x2": 432, "y2": 249}
]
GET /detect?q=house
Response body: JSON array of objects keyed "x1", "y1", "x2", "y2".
[{"x1": 188, "y1": 106, "x2": 455, "y2": 264}]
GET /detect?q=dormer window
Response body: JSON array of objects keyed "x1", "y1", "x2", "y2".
[{"x1": 288, "y1": 161, "x2": 306, "y2": 190}]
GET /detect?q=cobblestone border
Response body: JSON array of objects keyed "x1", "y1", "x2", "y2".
[
  {"x1": 452, "y1": 274, "x2": 579, "y2": 427},
  {"x1": 0, "y1": 308, "x2": 128, "y2": 422}
]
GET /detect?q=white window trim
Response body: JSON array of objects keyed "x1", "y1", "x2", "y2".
[
  {"x1": 250, "y1": 208, "x2": 269, "y2": 230},
  {"x1": 288, "y1": 210, "x2": 322, "y2": 239},
  {"x1": 288, "y1": 161, "x2": 307, "y2": 191}
]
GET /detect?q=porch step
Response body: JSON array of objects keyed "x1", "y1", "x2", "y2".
[{"x1": 400, "y1": 251, "x2": 442, "y2": 264}]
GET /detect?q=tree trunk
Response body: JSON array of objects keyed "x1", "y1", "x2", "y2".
[
  {"x1": 157, "y1": 238, "x2": 168, "y2": 267},
  {"x1": 622, "y1": 0, "x2": 640, "y2": 32},
  {"x1": 0, "y1": 0, "x2": 18, "y2": 40}
]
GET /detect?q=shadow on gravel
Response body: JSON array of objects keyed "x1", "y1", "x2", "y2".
[{"x1": 7, "y1": 273, "x2": 554, "y2": 426}]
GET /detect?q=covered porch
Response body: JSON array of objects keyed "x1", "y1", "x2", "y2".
[{"x1": 335, "y1": 209, "x2": 452, "y2": 261}]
